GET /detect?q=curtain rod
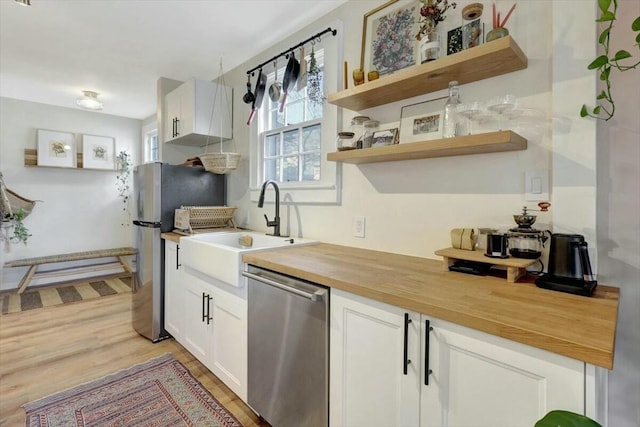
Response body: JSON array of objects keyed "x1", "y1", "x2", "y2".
[{"x1": 246, "y1": 27, "x2": 337, "y2": 75}]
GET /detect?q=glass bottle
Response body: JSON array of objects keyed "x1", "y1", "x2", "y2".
[
  {"x1": 350, "y1": 115, "x2": 369, "y2": 149},
  {"x1": 442, "y1": 81, "x2": 461, "y2": 138}
]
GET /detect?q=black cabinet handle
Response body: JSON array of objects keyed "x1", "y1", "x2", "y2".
[
  {"x1": 175, "y1": 118, "x2": 180, "y2": 137},
  {"x1": 424, "y1": 319, "x2": 433, "y2": 385},
  {"x1": 176, "y1": 245, "x2": 181, "y2": 270},
  {"x1": 403, "y1": 313, "x2": 412, "y2": 375},
  {"x1": 201, "y1": 293, "x2": 212, "y2": 325},
  {"x1": 172, "y1": 118, "x2": 176, "y2": 137},
  {"x1": 202, "y1": 292, "x2": 207, "y2": 323}
]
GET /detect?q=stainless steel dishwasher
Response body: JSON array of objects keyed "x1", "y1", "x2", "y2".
[{"x1": 243, "y1": 265, "x2": 328, "y2": 427}]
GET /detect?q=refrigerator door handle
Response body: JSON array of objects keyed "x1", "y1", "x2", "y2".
[{"x1": 133, "y1": 220, "x2": 162, "y2": 228}]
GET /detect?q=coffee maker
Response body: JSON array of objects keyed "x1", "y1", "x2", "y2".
[{"x1": 535, "y1": 233, "x2": 597, "y2": 296}]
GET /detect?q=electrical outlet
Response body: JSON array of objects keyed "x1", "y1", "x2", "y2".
[{"x1": 352, "y1": 216, "x2": 366, "y2": 238}]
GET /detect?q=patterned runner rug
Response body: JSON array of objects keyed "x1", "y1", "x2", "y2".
[
  {"x1": 0, "y1": 276, "x2": 131, "y2": 315},
  {"x1": 23, "y1": 353, "x2": 243, "y2": 427}
]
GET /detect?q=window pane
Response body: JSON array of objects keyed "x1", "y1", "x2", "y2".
[
  {"x1": 269, "y1": 107, "x2": 285, "y2": 129},
  {"x1": 302, "y1": 124, "x2": 321, "y2": 152},
  {"x1": 302, "y1": 153, "x2": 320, "y2": 181},
  {"x1": 283, "y1": 130, "x2": 299, "y2": 155},
  {"x1": 282, "y1": 156, "x2": 299, "y2": 182},
  {"x1": 264, "y1": 159, "x2": 279, "y2": 181},
  {"x1": 265, "y1": 134, "x2": 280, "y2": 157},
  {"x1": 286, "y1": 100, "x2": 304, "y2": 125},
  {"x1": 307, "y1": 101, "x2": 323, "y2": 120}
]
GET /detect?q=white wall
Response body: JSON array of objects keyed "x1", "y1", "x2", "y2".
[
  {"x1": 0, "y1": 97, "x2": 141, "y2": 289},
  {"x1": 596, "y1": 1, "x2": 640, "y2": 425}
]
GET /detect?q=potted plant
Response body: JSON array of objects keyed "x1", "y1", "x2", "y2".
[
  {"x1": 535, "y1": 410, "x2": 602, "y2": 427},
  {"x1": 415, "y1": 0, "x2": 457, "y2": 63},
  {"x1": 115, "y1": 150, "x2": 132, "y2": 226}
]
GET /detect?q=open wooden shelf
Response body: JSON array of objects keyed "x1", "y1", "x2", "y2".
[
  {"x1": 328, "y1": 36, "x2": 527, "y2": 111},
  {"x1": 24, "y1": 148, "x2": 115, "y2": 171},
  {"x1": 327, "y1": 131, "x2": 527, "y2": 164},
  {"x1": 435, "y1": 247, "x2": 537, "y2": 283}
]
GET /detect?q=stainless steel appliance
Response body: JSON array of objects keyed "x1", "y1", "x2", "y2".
[
  {"x1": 506, "y1": 204, "x2": 551, "y2": 259},
  {"x1": 132, "y1": 162, "x2": 225, "y2": 341},
  {"x1": 535, "y1": 233, "x2": 597, "y2": 296},
  {"x1": 243, "y1": 265, "x2": 329, "y2": 427}
]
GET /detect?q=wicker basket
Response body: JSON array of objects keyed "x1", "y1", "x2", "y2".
[
  {"x1": 174, "y1": 206, "x2": 237, "y2": 232},
  {"x1": 198, "y1": 153, "x2": 240, "y2": 175}
]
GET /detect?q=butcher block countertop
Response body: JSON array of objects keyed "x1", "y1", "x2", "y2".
[{"x1": 242, "y1": 243, "x2": 619, "y2": 369}]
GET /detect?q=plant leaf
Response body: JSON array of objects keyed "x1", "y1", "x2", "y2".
[
  {"x1": 580, "y1": 105, "x2": 589, "y2": 117},
  {"x1": 632, "y1": 17, "x2": 640, "y2": 31},
  {"x1": 535, "y1": 410, "x2": 602, "y2": 427},
  {"x1": 613, "y1": 50, "x2": 632, "y2": 61},
  {"x1": 636, "y1": 33, "x2": 640, "y2": 44},
  {"x1": 596, "y1": 11, "x2": 615, "y2": 22},
  {"x1": 598, "y1": 28, "x2": 610, "y2": 44},
  {"x1": 600, "y1": 66, "x2": 611, "y2": 80},
  {"x1": 593, "y1": 105, "x2": 602, "y2": 115},
  {"x1": 588, "y1": 55, "x2": 609, "y2": 69},
  {"x1": 597, "y1": 0, "x2": 611, "y2": 14},
  {"x1": 596, "y1": 90, "x2": 608, "y2": 100}
]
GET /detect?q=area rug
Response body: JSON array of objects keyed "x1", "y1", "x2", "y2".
[
  {"x1": 23, "y1": 353, "x2": 243, "y2": 427},
  {"x1": 0, "y1": 276, "x2": 131, "y2": 315}
]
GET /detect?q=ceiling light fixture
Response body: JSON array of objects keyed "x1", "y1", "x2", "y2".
[
  {"x1": 76, "y1": 90, "x2": 104, "y2": 111},
  {"x1": 14, "y1": 0, "x2": 31, "y2": 6}
]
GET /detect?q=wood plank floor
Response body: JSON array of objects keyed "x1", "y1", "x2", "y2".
[{"x1": 0, "y1": 291, "x2": 269, "y2": 426}]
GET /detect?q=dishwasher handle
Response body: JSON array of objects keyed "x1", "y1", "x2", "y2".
[{"x1": 242, "y1": 271, "x2": 326, "y2": 302}]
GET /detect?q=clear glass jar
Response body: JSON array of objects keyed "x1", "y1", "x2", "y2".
[
  {"x1": 336, "y1": 131, "x2": 356, "y2": 151},
  {"x1": 362, "y1": 120, "x2": 380, "y2": 149},
  {"x1": 350, "y1": 115, "x2": 369, "y2": 149}
]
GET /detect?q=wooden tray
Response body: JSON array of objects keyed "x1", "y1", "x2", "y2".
[{"x1": 435, "y1": 247, "x2": 537, "y2": 283}]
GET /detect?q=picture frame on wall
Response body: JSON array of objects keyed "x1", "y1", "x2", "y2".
[
  {"x1": 82, "y1": 134, "x2": 115, "y2": 170},
  {"x1": 399, "y1": 97, "x2": 447, "y2": 143},
  {"x1": 361, "y1": 0, "x2": 420, "y2": 77},
  {"x1": 37, "y1": 129, "x2": 76, "y2": 168}
]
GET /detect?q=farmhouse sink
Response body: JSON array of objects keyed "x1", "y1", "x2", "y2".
[{"x1": 179, "y1": 231, "x2": 318, "y2": 287}]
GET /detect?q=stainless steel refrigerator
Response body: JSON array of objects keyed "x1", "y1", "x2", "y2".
[{"x1": 131, "y1": 162, "x2": 225, "y2": 342}]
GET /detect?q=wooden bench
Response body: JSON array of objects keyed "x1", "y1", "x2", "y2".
[{"x1": 3, "y1": 247, "x2": 137, "y2": 294}]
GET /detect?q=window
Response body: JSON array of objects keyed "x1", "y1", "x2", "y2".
[
  {"x1": 260, "y1": 49, "x2": 324, "y2": 184},
  {"x1": 249, "y1": 21, "x2": 343, "y2": 205},
  {"x1": 144, "y1": 129, "x2": 158, "y2": 163}
]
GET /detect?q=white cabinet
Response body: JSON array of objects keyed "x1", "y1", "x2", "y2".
[
  {"x1": 182, "y1": 273, "x2": 213, "y2": 362},
  {"x1": 164, "y1": 78, "x2": 232, "y2": 146},
  {"x1": 330, "y1": 289, "x2": 587, "y2": 427},
  {"x1": 330, "y1": 289, "x2": 420, "y2": 427},
  {"x1": 209, "y1": 285, "x2": 247, "y2": 401},
  {"x1": 164, "y1": 240, "x2": 184, "y2": 338},
  {"x1": 421, "y1": 319, "x2": 584, "y2": 427}
]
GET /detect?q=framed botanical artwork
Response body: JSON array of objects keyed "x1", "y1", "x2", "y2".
[
  {"x1": 82, "y1": 134, "x2": 115, "y2": 170},
  {"x1": 371, "y1": 128, "x2": 399, "y2": 147},
  {"x1": 361, "y1": 0, "x2": 420, "y2": 77},
  {"x1": 399, "y1": 97, "x2": 447, "y2": 143},
  {"x1": 37, "y1": 129, "x2": 76, "y2": 168}
]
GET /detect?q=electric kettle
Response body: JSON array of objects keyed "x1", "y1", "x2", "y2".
[{"x1": 535, "y1": 233, "x2": 597, "y2": 296}]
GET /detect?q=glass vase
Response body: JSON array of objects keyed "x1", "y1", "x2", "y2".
[{"x1": 419, "y1": 31, "x2": 441, "y2": 63}]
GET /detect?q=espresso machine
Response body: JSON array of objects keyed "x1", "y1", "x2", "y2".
[{"x1": 535, "y1": 233, "x2": 597, "y2": 296}]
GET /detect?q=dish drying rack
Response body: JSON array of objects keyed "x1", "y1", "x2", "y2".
[{"x1": 174, "y1": 206, "x2": 237, "y2": 234}]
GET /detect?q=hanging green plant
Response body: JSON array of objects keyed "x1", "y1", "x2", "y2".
[
  {"x1": 580, "y1": 0, "x2": 640, "y2": 121},
  {"x1": 115, "y1": 151, "x2": 132, "y2": 209},
  {"x1": 8, "y1": 208, "x2": 31, "y2": 245}
]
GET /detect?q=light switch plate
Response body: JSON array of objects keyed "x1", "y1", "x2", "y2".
[{"x1": 525, "y1": 169, "x2": 549, "y2": 201}]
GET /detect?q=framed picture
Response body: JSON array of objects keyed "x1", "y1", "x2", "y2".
[
  {"x1": 37, "y1": 129, "x2": 76, "y2": 168},
  {"x1": 82, "y1": 134, "x2": 115, "y2": 170},
  {"x1": 448, "y1": 19, "x2": 484, "y2": 55},
  {"x1": 399, "y1": 97, "x2": 447, "y2": 143},
  {"x1": 371, "y1": 128, "x2": 399, "y2": 147},
  {"x1": 361, "y1": 0, "x2": 420, "y2": 77}
]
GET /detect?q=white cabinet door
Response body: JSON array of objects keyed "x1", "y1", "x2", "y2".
[
  {"x1": 182, "y1": 272, "x2": 213, "y2": 362},
  {"x1": 330, "y1": 289, "x2": 420, "y2": 427},
  {"x1": 209, "y1": 286, "x2": 247, "y2": 401},
  {"x1": 420, "y1": 318, "x2": 585, "y2": 427},
  {"x1": 164, "y1": 87, "x2": 182, "y2": 142},
  {"x1": 164, "y1": 241, "x2": 184, "y2": 340}
]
